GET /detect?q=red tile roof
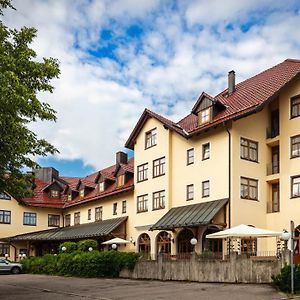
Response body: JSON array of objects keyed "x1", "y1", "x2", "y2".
[
  {"x1": 178, "y1": 59, "x2": 300, "y2": 135},
  {"x1": 21, "y1": 158, "x2": 134, "y2": 209}
]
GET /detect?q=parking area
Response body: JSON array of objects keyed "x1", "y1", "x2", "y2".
[{"x1": 0, "y1": 274, "x2": 284, "y2": 300}]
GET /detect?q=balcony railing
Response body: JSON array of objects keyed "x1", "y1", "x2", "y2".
[
  {"x1": 266, "y1": 127, "x2": 279, "y2": 139},
  {"x1": 267, "y1": 161, "x2": 279, "y2": 175}
]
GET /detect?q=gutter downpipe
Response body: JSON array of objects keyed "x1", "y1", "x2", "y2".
[
  {"x1": 223, "y1": 121, "x2": 232, "y2": 258},
  {"x1": 223, "y1": 122, "x2": 231, "y2": 229}
]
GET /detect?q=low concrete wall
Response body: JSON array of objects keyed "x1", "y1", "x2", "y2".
[{"x1": 120, "y1": 254, "x2": 283, "y2": 283}]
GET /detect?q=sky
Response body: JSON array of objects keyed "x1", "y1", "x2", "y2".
[{"x1": 2, "y1": 0, "x2": 300, "y2": 177}]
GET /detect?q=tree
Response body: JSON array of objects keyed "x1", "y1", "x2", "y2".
[{"x1": 0, "y1": 1, "x2": 60, "y2": 199}]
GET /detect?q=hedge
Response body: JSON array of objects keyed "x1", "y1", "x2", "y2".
[
  {"x1": 272, "y1": 264, "x2": 300, "y2": 293},
  {"x1": 21, "y1": 250, "x2": 139, "y2": 278}
]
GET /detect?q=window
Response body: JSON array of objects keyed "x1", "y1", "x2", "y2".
[
  {"x1": 199, "y1": 107, "x2": 211, "y2": 125},
  {"x1": 0, "y1": 244, "x2": 9, "y2": 256},
  {"x1": 202, "y1": 143, "x2": 210, "y2": 160},
  {"x1": 88, "y1": 209, "x2": 91, "y2": 220},
  {"x1": 291, "y1": 135, "x2": 300, "y2": 158},
  {"x1": 74, "y1": 212, "x2": 80, "y2": 225},
  {"x1": 113, "y1": 203, "x2": 117, "y2": 215},
  {"x1": 291, "y1": 96, "x2": 300, "y2": 119},
  {"x1": 0, "y1": 210, "x2": 11, "y2": 224},
  {"x1": 67, "y1": 193, "x2": 72, "y2": 201},
  {"x1": 187, "y1": 148, "x2": 194, "y2": 165},
  {"x1": 117, "y1": 175, "x2": 125, "y2": 187},
  {"x1": 145, "y1": 128, "x2": 157, "y2": 149},
  {"x1": 240, "y1": 138, "x2": 258, "y2": 162},
  {"x1": 291, "y1": 176, "x2": 300, "y2": 198},
  {"x1": 0, "y1": 192, "x2": 11, "y2": 200},
  {"x1": 48, "y1": 214, "x2": 60, "y2": 227},
  {"x1": 79, "y1": 189, "x2": 84, "y2": 198},
  {"x1": 65, "y1": 214, "x2": 71, "y2": 227},
  {"x1": 122, "y1": 200, "x2": 127, "y2": 213},
  {"x1": 23, "y1": 212, "x2": 37, "y2": 226},
  {"x1": 99, "y1": 181, "x2": 105, "y2": 192},
  {"x1": 186, "y1": 184, "x2": 194, "y2": 201},
  {"x1": 202, "y1": 181, "x2": 210, "y2": 197},
  {"x1": 153, "y1": 190, "x2": 165, "y2": 210},
  {"x1": 137, "y1": 194, "x2": 148, "y2": 213},
  {"x1": 95, "y1": 206, "x2": 103, "y2": 221},
  {"x1": 241, "y1": 177, "x2": 258, "y2": 200},
  {"x1": 50, "y1": 190, "x2": 59, "y2": 198},
  {"x1": 153, "y1": 157, "x2": 165, "y2": 178},
  {"x1": 137, "y1": 163, "x2": 148, "y2": 182}
]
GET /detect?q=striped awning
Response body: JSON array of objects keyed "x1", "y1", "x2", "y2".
[
  {"x1": 150, "y1": 199, "x2": 228, "y2": 230},
  {"x1": 5, "y1": 217, "x2": 127, "y2": 241}
]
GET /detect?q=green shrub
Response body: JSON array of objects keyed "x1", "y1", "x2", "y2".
[
  {"x1": 59, "y1": 241, "x2": 78, "y2": 253},
  {"x1": 77, "y1": 239, "x2": 98, "y2": 252},
  {"x1": 272, "y1": 264, "x2": 300, "y2": 293},
  {"x1": 21, "y1": 250, "x2": 139, "y2": 278}
]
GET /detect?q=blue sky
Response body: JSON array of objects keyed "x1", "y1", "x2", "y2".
[{"x1": 2, "y1": 0, "x2": 300, "y2": 177}]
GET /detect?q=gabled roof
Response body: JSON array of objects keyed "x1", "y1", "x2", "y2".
[
  {"x1": 22, "y1": 178, "x2": 65, "y2": 209},
  {"x1": 42, "y1": 180, "x2": 64, "y2": 192},
  {"x1": 21, "y1": 158, "x2": 134, "y2": 209},
  {"x1": 178, "y1": 59, "x2": 300, "y2": 135},
  {"x1": 191, "y1": 92, "x2": 225, "y2": 114},
  {"x1": 150, "y1": 198, "x2": 228, "y2": 231},
  {"x1": 125, "y1": 108, "x2": 188, "y2": 150}
]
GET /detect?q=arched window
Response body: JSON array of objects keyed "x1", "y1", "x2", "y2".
[
  {"x1": 138, "y1": 233, "x2": 151, "y2": 254},
  {"x1": 202, "y1": 227, "x2": 223, "y2": 254},
  {"x1": 177, "y1": 229, "x2": 194, "y2": 253},
  {"x1": 156, "y1": 231, "x2": 171, "y2": 254}
]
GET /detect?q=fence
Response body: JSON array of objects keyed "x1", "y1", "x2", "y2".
[{"x1": 120, "y1": 252, "x2": 284, "y2": 283}]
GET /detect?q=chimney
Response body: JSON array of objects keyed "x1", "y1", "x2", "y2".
[
  {"x1": 228, "y1": 70, "x2": 235, "y2": 95},
  {"x1": 33, "y1": 167, "x2": 59, "y2": 184},
  {"x1": 116, "y1": 151, "x2": 128, "y2": 164}
]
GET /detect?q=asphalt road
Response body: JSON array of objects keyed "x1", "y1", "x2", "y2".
[{"x1": 0, "y1": 274, "x2": 285, "y2": 300}]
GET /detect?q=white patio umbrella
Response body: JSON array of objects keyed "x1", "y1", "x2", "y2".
[
  {"x1": 206, "y1": 224, "x2": 282, "y2": 239},
  {"x1": 101, "y1": 237, "x2": 130, "y2": 245}
]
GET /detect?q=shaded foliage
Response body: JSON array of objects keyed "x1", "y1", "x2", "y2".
[
  {"x1": 22, "y1": 251, "x2": 139, "y2": 278},
  {"x1": 272, "y1": 264, "x2": 300, "y2": 293}
]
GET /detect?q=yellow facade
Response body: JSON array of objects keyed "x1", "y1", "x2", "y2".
[{"x1": 1, "y1": 60, "x2": 300, "y2": 261}]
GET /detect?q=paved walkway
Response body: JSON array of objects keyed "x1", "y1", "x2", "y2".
[{"x1": 0, "y1": 274, "x2": 285, "y2": 300}]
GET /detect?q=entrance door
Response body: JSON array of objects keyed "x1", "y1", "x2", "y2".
[{"x1": 272, "y1": 146, "x2": 279, "y2": 174}]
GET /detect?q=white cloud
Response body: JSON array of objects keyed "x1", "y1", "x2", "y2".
[{"x1": 2, "y1": 0, "x2": 300, "y2": 171}]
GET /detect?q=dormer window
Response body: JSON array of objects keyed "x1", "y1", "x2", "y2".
[
  {"x1": 199, "y1": 107, "x2": 212, "y2": 125},
  {"x1": 50, "y1": 190, "x2": 59, "y2": 198},
  {"x1": 67, "y1": 193, "x2": 72, "y2": 201},
  {"x1": 99, "y1": 181, "x2": 105, "y2": 192},
  {"x1": 145, "y1": 128, "x2": 157, "y2": 149},
  {"x1": 79, "y1": 189, "x2": 84, "y2": 198},
  {"x1": 117, "y1": 175, "x2": 125, "y2": 187}
]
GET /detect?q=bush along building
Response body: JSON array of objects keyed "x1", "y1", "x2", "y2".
[{"x1": 1, "y1": 58, "x2": 300, "y2": 263}]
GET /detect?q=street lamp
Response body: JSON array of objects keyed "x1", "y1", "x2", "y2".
[
  {"x1": 61, "y1": 246, "x2": 67, "y2": 252},
  {"x1": 190, "y1": 237, "x2": 197, "y2": 253},
  {"x1": 22, "y1": 253, "x2": 26, "y2": 258},
  {"x1": 88, "y1": 247, "x2": 93, "y2": 252},
  {"x1": 111, "y1": 243, "x2": 117, "y2": 250},
  {"x1": 4, "y1": 253, "x2": 9, "y2": 259}
]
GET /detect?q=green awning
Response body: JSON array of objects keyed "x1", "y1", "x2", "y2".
[
  {"x1": 150, "y1": 198, "x2": 228, "y2": 230},
  {"x1": 5, "y1": 216, "x2": 127, "y2": 241}
]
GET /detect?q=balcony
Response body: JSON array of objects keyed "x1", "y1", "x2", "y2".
[
  {"x1": 266, "y1": 127, "x2": 279, "y2": 139},
  {"x1": 267, "y1": 161, "x2": 279, "y2": 176},
  {"x1": 266, "y1": 128, "x2": 279, "y2": 146}
]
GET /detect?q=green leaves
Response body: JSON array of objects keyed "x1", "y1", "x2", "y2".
[{"x1": 0, "y1": 14, "x2": 60, "y2": 199}]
